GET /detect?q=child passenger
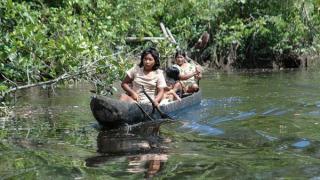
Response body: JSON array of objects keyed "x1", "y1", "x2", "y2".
[
  {"x1": 162, "y1": 66, "x2": 181, "y2": 103},
  {"x1": 119, "y1": 47, "x2": 167, "y2": 107}
]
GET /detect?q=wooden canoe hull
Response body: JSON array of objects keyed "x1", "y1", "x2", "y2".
[
  {"x1": 159, "y1": 91, "x2": 202, "y2": 113},
  {"x1": 90, "y1": 91, "x2": 201, "y2": 128}
]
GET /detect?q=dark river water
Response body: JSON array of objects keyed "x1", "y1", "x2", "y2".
[{"x1": 1, "y1": 69, "x2": 320, "y2": 179}]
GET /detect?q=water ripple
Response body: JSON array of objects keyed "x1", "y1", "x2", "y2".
[
  {"x1": 261, "y1": 108, "x2": 290, "y2": 116},
  {"x1": 200, "y1": 99, "x2": 218, "y2": 107},
  {"x1": 181, "y1": 122, "x2": 224, "y2": 136},
  {"x1": 209, "y1": 110, "x2": 256, "y2": 125},
  {"x1": 255, "y1": 130, "x2": 278, "y2": 141},
  {"x1": 308, "y1": 111, "x2": 320, "y2": 116},
  {"x1": 292, "y1": 139, "x2": 311, "y2": 148}
]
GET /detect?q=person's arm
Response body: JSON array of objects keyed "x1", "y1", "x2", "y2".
[
  {"x1": 195, "y1": 65, "x2": 202, "y2": 80},
  {"x1": 179, "y1": 71, "x2": 198, "y2": 80},
  {"x1": 178, "y1": 64, "x2": 200, "y2": 80},
  {"x1": 121, "y1": 75, "x2": 139, "y2": 101},
  {"x1": 173, "y1": 80, "x2": 187, "y2": 94},
  {"x1": 154, "y1": 87, "x2": 164, "y2": 106},
  {"x1": 155, "y1": 71, "x2": 167, "y2": 106},
  {"x1": 170, "y1": 90, "x2": 181, "y2": 101}
]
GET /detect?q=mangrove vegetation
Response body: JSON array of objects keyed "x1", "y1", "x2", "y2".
[{"x1": 1, "y1": 0, "x2": 320, "y2": 113}]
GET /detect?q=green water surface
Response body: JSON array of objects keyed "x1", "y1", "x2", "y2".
[{"x1": 1, "y1": 69, "x2": 320, "y2": 179}]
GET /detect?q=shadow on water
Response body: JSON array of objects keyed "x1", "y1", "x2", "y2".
[{"x1": 85, "y1": 120, "x2": 171, "y2": 178}]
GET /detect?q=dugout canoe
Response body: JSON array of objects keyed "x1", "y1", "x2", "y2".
[{"x1": 90, "y1": 91, "x2": 201, "y2": 128}]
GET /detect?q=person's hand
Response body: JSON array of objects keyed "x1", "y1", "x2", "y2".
[
  {"x1": 193, "y1": 71, "x2": 197, "y2": 76},
  {"x1": 131, "y1": 92, "x2": 140, "y2": 101},
  {"x1": 193, "y1": 71, "x2": 200, "y2": 79},
  {"x1": 196, "y1": 66, "x2": 201, "y2": 74},
  {"x1": 174, "y1": 93, "x2": 182, "y2": 101},
  {"x1": 195, "y1": 73, "x2": 202, "y2": 80},
  {"x1": 194, "y1": 66, "x2": 202, "y2": 79},
  {"x1": 153, "y1": 100, "x2": 160, "y2": 108}
]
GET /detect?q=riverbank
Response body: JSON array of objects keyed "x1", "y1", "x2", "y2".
[{"x1": 198, "y1": 52, "x2": 320, "y2": 71}]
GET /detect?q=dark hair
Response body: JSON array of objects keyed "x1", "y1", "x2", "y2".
[
  {"x1": 166, "y1": 66, "x2": 180, "y2": 81},
  {"x1": 175, "y1": 49, "x2": 186, "y2": 59},
  {"x1": 139, "y1": 47, "x2": 160, "y2": 70}
]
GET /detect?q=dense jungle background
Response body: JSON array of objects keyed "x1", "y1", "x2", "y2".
[
  {"x1": 2, "y1": 1, "x2": 320, "y2": 179},
  {"x1": 1, "y1": 0, "x2": 320, "y2": 110}
]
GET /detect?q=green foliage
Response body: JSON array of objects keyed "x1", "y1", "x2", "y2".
[
  {"x1": 204, "y1": 0, "x2": 319, "y2": 67},
  {"x1": 0, "y1": 0, "x2": 134, "y2": 97},
  {"x1": 0, "y1": 0, "x2": 319, "y2": 100}
]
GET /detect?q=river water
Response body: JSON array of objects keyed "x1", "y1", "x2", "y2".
[{"x1": 1, "y1": 69, "x2": 320, "y2": 179}]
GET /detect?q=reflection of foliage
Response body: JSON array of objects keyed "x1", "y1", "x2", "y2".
[
  {"x1": 0, "y1": 121, "x2": 97, "y2": 178},
  {"x1": 0, "y1": 108, "x2": 163, "y2": 179}
]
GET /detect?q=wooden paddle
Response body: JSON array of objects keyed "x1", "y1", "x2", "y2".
[
  {"x1": 141, "y1": 85, "x2": 173, "y2": 120},
  {"x1": 134, "y1": 102, "x2": 155, "y2": 121}
]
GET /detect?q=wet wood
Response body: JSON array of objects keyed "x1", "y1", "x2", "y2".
[
  {"x1": 166, "y1": 27, "x2": 177, "y2": 44},
  {"x1": 194, "y1": 31, "x2": 210, "y2": 49},
  {"x1": 160, "y1": 22, "x2": 169, "y2": 38},
  {"x1": 90, "y1": 91, "x2": 202, "y2": 128}
]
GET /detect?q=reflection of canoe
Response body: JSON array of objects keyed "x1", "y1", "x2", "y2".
[
  {"x1": 90, "y1": 91, "x2": 201, "y2": 128},
  {"x1": 97, "y1": 122, "x2": 162, "y2": 154},
  {"x1": 85, "y1": 122, "x2": 169, "y2": 178}
]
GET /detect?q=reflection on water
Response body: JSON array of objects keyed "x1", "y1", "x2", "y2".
[
  {"x1": 292, "y1": 139, "x2": 310, "y2": 148},
  {"x1": 2, "y1": 70, "x2": 320, "y2": 178},
  {"x1": 86, "y1": 120, "x2": 170, "y2": 178},
  {"x1": 180, "y1": 121, "x2": 224, "y2": 136},
  {"x1": 173, "y1": 99, "x2": 225, "y2": 136}
]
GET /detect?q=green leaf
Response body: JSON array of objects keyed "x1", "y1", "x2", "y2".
[{"x1": 0, "y1": 85, "x2": 8, "y2": 91}]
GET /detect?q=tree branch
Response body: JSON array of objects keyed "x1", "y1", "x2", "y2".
[{"x1": 125, "y1": 37, "x2": 167, "y2": 42}]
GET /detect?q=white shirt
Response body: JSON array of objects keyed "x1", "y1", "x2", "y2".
[{"x1": 127, "y1": 65, "x2": 167, "y2": 103}]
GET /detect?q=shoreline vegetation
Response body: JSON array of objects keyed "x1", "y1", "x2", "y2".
[{"x1": 1, "y1": 0, "x2": 320, "y2": 114}]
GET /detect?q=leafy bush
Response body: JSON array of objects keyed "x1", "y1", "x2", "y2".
[{"x1": 0, "y1": 0, "x2": 319, "y2": 101}]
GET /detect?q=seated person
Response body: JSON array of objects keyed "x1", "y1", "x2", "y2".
[
  {"x1": 162, "y1": 66, "x2": 181, "y2": 102},
  {"x1": 119, "y1": 47, "x2": 166, "y2": 107},
  {"x1": 173, "y1": 50, "x2": 202, "y2": 94}
]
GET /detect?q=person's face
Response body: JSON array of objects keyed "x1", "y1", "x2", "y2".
[
  {"x1": 143, "y1": 53, "x2": 156, "y2": 70},
  {"x1": 175, "y1": 55, "x2": 185, "y2": 66}
]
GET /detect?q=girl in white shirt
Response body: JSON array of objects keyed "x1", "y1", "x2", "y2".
[{"x1": 120, "y1": 48, "x2": 167, "y2": 107}]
